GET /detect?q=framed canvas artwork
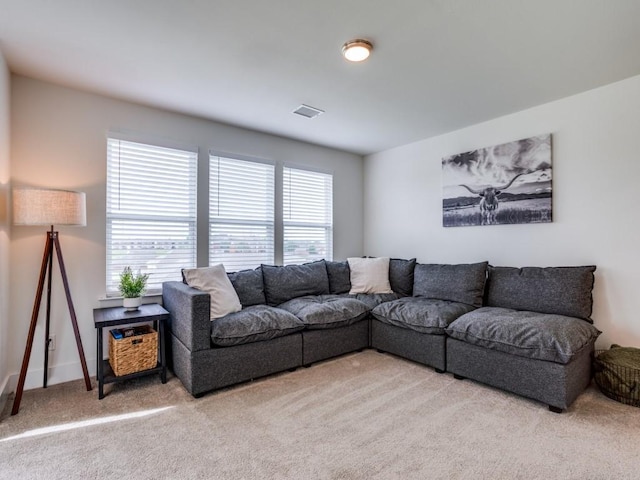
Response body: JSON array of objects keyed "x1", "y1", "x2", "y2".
[{"x1": 442, "y1": 134, "x2": 552, "y2": 227}]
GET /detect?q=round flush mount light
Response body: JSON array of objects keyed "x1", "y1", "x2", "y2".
[{"x1": 341, "y1": 39, "x2": 373, "y2": 62}]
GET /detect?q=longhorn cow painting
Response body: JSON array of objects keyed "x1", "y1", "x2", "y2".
[{"x1": 442, "y1": 134, "x2": 552, "y2": 227}]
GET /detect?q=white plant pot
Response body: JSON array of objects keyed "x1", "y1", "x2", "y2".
[{"x1": 123, "y1": 297, "x2": 142, "y2": 311}]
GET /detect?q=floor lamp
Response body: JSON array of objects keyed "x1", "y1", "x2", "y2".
[{"x1": 11, "y1": 187, "x2": 92, "y2": 416}]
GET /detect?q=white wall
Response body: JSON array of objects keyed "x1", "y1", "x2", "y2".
[
  {"x1": 364, "y1": 74, "x2": 640, "y2": 349},
  {"x1": 9, "y1": 75, "x2": 364, "y2": 388},
  {"x1": 0, "y1": 52, "x2": 11, "y2": 407}
]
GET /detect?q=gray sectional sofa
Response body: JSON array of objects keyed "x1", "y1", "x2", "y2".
[{"x1": 162, "y1": 259, "x2": 600, "y2": 412}]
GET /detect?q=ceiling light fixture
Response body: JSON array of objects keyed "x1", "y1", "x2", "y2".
[{"x1": 341, "y1": 39, "x2": 373, "y2": 62}]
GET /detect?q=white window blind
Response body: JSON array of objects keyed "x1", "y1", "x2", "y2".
[
  {"x1": 283, "y1": 166, "x2": 333, "y2": 265},
  {"x1": 106, "y1": 138, "x2": 197, "y2": 295},
  {"x1": 209, "y1": 155, "x2": 275, "y2": 271}
]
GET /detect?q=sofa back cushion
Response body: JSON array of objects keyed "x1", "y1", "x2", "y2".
[
  {"x1": 325, "y1": 260, "x2": 351, "y2": 294},
  {"x1": 486, "y1": 266, "x2": 596, "y2": 322},
  {"x1": 413, "y1": 262, "x2": 488, "y2": 308},
  {"x1": 389, "y1": 258, "x2": 417, "y2": 296},
  {"x1": 227, "y1": 267, "x2": 266, "y2": 307},
  {"x1": 262, "y1": 260, "x2": 330, "y2": 306}
]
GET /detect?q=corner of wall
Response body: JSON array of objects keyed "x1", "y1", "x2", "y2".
[{"x1": 0, "y1": 48, "x2": 12, "y2": 414}]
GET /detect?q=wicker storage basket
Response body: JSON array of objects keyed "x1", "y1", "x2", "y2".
[
  {"x1": 109, "y1": 325, "x2": 158, "y2": 376},
  {"x1": 593, "y1": 349, "x2": 640, "y2": 407}
]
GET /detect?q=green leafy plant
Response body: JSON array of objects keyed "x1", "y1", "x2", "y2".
[{"x1": 118, "y1": 267, "x2": 150, "y2": 298}]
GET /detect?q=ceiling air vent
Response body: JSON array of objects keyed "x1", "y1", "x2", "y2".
[{"x1": 293, "y1": 104, "x2": 324, "y2": 119}]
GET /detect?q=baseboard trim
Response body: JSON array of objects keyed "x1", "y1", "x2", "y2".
[
  {"x1": 0, "y1": 374, "x2": 11, "y2": 414},
  {"x1": 6, "y1": 359, "x2": 97, "y2": 394}
]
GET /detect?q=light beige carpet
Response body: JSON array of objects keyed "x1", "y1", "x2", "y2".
[{"x1": 1, "y1": 350, "x2": 640, "y2": 480}]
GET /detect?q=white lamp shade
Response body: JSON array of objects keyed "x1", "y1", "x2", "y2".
[{"x1": 13, "y1": 188, "x2": 87, "y2": 226}]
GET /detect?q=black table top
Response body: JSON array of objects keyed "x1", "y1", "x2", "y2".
[{"x1": 93, "y1": 303, "x2": 169, "y2": 328}]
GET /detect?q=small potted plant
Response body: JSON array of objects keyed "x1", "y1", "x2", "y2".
[{"x1": 119, "y1": 266, "x2": 150, "y2": 311}]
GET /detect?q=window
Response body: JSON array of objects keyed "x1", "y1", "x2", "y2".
[
  {"x1": 106, "y1": 137, "x2": 197, "y2": 295},
  {"x1": 283, "y1": 166, "x2": 333, "y2": 265},
  {"x1": 209, "y1": 154, "x2": 275, "y2": 271}
]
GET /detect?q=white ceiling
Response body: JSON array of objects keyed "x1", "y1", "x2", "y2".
[{"x1": 1, "y1": 0, "x2": 640, "y2": 155}]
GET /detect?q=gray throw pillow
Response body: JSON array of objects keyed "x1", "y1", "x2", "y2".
[
  {"x1": 261, "y1": 260, "x2": 331, "y2": 306},
  {"x1": 227, "y1": 266, "x2": 266, "y2": 307},
  {"x1": 486, "y1": 266, "x2": 596, "y2": 322},
  {"x1": 325, "y1": 260, "x2": 351, "y2": 294},
  {"x1": 389, "y1": 258, "x2": 416, "y2": 296},
  {"x1": 413, "y1": 262, "x2": 489, "y2": 308}
]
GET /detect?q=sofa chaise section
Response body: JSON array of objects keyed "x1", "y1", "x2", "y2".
[
  {"x1": 445, "y1": 266, "x2": 600, "y2": 412},
  {"x1": 446, "y1": 338, "x2": 593, "y2": 412}
]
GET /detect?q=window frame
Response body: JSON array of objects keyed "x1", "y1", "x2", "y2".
[
  {"x1": 105, "y1": 134, "x2": 198, "y2": 296},
  {"x1": 208, "y1": 151, "x2": 276, "y2": 271},
  {"x1": 282, "y1": 163, "x2": 334, "y2": 265}
]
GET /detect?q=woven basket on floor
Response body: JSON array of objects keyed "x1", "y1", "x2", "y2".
[
  {"x1": 593, "y1": 349, "x2": 640, "y2": 407},
  {"x1": 108, "y1": 325, "x2": 158, "y2": 376}
]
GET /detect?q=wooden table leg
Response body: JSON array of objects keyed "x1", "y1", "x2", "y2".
[
  {"x1": 160, "y1": 320, "x2": 167, "y2": 384},
  {"x1": 97, "y1": 326, "x2": 104, "y2": 399}
]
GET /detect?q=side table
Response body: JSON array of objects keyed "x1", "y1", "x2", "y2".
[{"x1": 93, "y1": 303, "x2": 168, "y2": 399}]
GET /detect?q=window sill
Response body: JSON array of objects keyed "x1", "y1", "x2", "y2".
[{"x1": 98, "y1": 293, "x2": 163, "y2": 305}]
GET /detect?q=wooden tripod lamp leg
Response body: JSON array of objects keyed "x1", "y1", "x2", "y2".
[
  {"x1": 53, "y1": 233, "x2": 92, "y2": 392},
  {"x1": 43, "y1": 237, "x2": 54, "y2": 388},
  {"x1": 11, "y1": 233, "x2": 53, "y2": 416}
]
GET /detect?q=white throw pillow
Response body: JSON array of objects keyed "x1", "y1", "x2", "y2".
[
  {"x1": 182, "y1": 264, "x2": 242, "y2": 320},
  {"x1": 347, "y1": 257, "x2": 393, "y2": 294}
]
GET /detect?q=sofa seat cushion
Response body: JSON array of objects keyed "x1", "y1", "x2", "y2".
[
  {"x1": 210, "y1": 305, "x2": 304, "y2": 347},
  {"x1": 445, "y1": 307, "x2": 601, "y2": 364},
  {"x1": 277, "y1": 295, "x2": 370, "y2": 329},
  {"x1": 372, "y1": 297, "x2": 476, "y2": 335},
  {"x1": 346, "y1": 292, "x2": 402, "y2": 310}
]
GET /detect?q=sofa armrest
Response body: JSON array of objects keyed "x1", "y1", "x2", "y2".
[{"x1": 162, "y1": 281, "x2": 211, "y2": 352}]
